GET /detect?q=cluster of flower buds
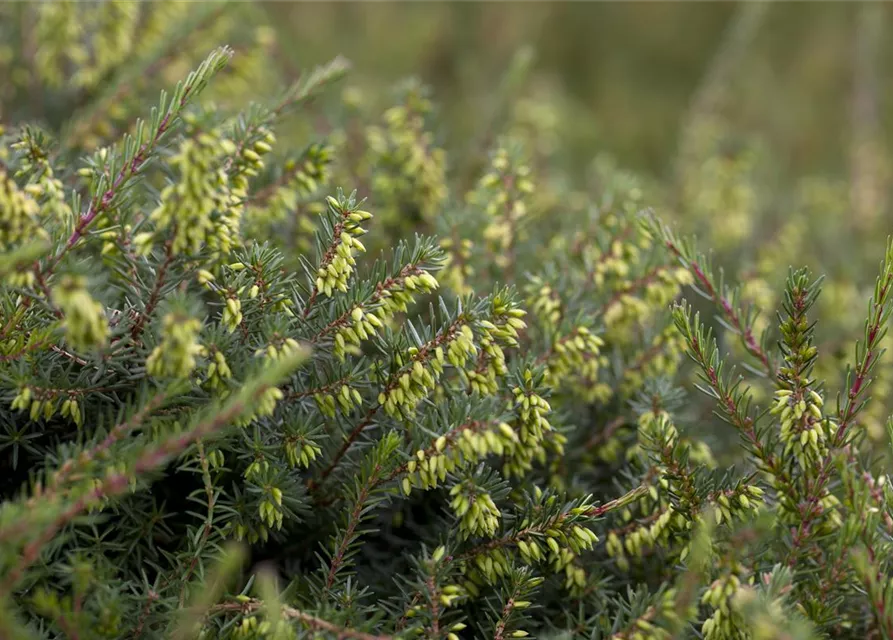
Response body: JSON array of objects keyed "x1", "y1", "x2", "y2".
[
  {"x1": 366, "y1": 82, "x2": 447, "y2": 227},
  {"x1": 226, "y1": 127, "x2": 276, "y2": 230},
  {"x1": 404, "y1": 548, "x2": 467, "y2": 637},
  {"x1": 503, "y1": 372, "x2": 554, "y2": 478},
  {"x1": 314, "y1": 196, "x2": 372, "y2": 297},
  {"x1": 235, "y1": 386, "x2": 285, "y2": 429},
  {"x1": 230, "y1": 613, "x2": 292, "y2": 640},
  {"x1": 205, "y1": 448, "x2": 226, "y2": 470},
  {"x1": 283, "y1": 435, "x2": 321, "y2": 470},
  {"x1": 11, "y1": 385, "x2": 74, "y2": 425},
  {"x1": 465, "y1": 356, "x2": 505, "y2": 397},
  {"x1": 486, "y1": 296, "x2": 528, "y2": 344},
  {"x1": 247, "y1": 143, "x2": 334, "y2": 234},
  {"x1": 377, "y1": 268, "x2": 441, "y2": 317},
  {"x1": 380, "y1": 323, "x2": 476, "y2": 419},
  {"x1": 244, "y1": 457, "x2": 270, "y2": 482},
  {"x1": 771, "y1": 388, "x2": 828, "y2": 466},
  {"x1": 11, "y1": 132, "x2": 72, "y2": 224},
  {"x1": 143, "y1": 125, "x2": 275, "y2": 262},
  {"x1": 465, "y1": 302, "x2": 526, "y2": 396},
  {"x1": 0, "y1": 168, "x2": 43, "y2": 256},
  {"x1": 622, "y1": 326, "x2": 687, "y2": 395},
  {"x1": 446, "y1": 324, "x2": 478, "y2": 365},
  {"x1": 231, "y1": 521, "x2": 269, "y2": 545},
  {"x1": 449, "y1": 480, "x2": 501, "y2": 539},
  {"x1": 96, "y1": 223, "x2": 129, "y2": 260},
  {"x1": 255, "y1": 335, "x2": 302, "y2": 362},
  {"x1": 645, "y1": 268, "x2": 695, "y2": 307},
  {"x1": 204, "y1": 347, "x2": 233, "y2": 394},
  {"x1": 52, "y1": 275, "x2": 109, "y2": 352},
  {"x1": 314, "y1": 382, "x2": 363, "y2": 418},
  {"x1": 712, "y1": 486, "x2": 764, "y2": 526},
  {"x1": 211, "y1": 260, "x2": 296, "y2": 331},
  {"x1": 232, "y1": 137, "x2": 268, "y2": 183},
  {"x1": 535, "y1": 525, "x2": 598, "y2": 591},
  {"x1": 585, "y1": 233, "x2": 639, "y2": 289},
  {"x1": 233, "y1": 342, "x2": 300, "y2": 428},
  {"x1": 39, "y1": 0, "x2": 138, "y2": 92},
  {"x1": 404, "y1": 600, "x2": 468, "y2": 640},
  {"x1": 544, "y1": 326, "x2": 605, "y2": 389},
  {"x1": 143, "y1": 132, "x2": 236, "y2": 259},
  {"x1": 400, "y1": 422, "x2": 518, "y2": 495},
  {"x1": 460, "y1": 494, "x2": 597, "y2": 591},
  {"x1": 605, "y1": 508, "x2": 675, "y2": 572},
  {"x1": 603, "y1": 294, "x2": 650, "y2": 334},
  {"x1": 603, "y1": 268, "x2": 692, "y2": 338},
  {"x1": 463, "y1": 548, "x2": 514, "y2": 589},
  {"x1": 615, "y1": 588, "x2": 689, "y2": 640},
  {"x1": 221, "y1": 292, "x2": 243, "y2": 334},
  {"x1": 288, "y1": 143, "x2": 333, "y2": 196},
  {"x1": 438, "y1": 236, "x2": 474, "y2": 296},
  {"x1": 329, "y1": 305, "x2": 386, "y2": 362},
  {"x1": 232, "y1": 466, "x2": 292, "y2": 542},
  {"x1": 257, "y1": 486, "x2": 284, "y2": 531},
  {"x1": 558, "y1": 557, "x2": 587, "y2": 593},
  {"x1": 59, "y1": 392, "x2": 84, "y2": 427},
  {"x1": 701, "y1": 572, "x2": 749, "y2": 640},
  {"x1": 525, "y1": 278, "x2": 562, "y2": 327},
  {"x1": 471, "y1": 145, "x2": 535, "y2": 265},
  {"x1": 146, "y1": 313, "x2": 204, "y2": 379}
]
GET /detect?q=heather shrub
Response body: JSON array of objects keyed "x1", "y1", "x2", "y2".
[{"x1": 1, "y1": 4, "x2": 893, "y2": 640}]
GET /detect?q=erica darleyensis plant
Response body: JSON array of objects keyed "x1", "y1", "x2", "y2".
[
  {"x1": 1, "y1": 15, "x2": 893, "y2": 640},
  {"x1": 0, "y1": 42, "x2": 683, "y2": 638},
  {"x1": 0, "y1": 42, "x2": 676, "y2": 640}
]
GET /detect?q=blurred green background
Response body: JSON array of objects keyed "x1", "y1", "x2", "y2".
[{"x1": 265, "y1": 1, "x2": 875, "y2": 183}]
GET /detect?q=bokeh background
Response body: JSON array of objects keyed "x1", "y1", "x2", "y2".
[{"x1": 268, "y1": 2, "x2": 873, "y2": 182}]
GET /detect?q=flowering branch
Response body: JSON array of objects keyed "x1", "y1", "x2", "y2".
[
  {"x1": 42, "y1": 47, "x2": 232, "y2": 279},
  {"x1": 653, "y1": 216, "x2": 774, "y2": 378},
  {"x1": 211, "y1": 599, "x2": 393, "y2": 640},
  {"x1": 0, "y1": 349, "x2": 307, "y2": 594}
]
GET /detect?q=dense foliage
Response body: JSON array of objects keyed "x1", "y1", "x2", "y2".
[{"x1": 2, "y1": 3, "x2": 893, "y2": 640}]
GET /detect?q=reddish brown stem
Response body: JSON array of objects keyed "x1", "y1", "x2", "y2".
[
  {"x1": 666, "y1": 239, "x2": 773, "y2": 377},
  {"x1": 130, "y1": 241, "x2": 174, "y2": 342},
  {"x1": 44, "y1": 86, "x2": 195, "y2": 280},
  {"x1": 324, "y1": 461, "x2": 383, "y2": 591}
]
